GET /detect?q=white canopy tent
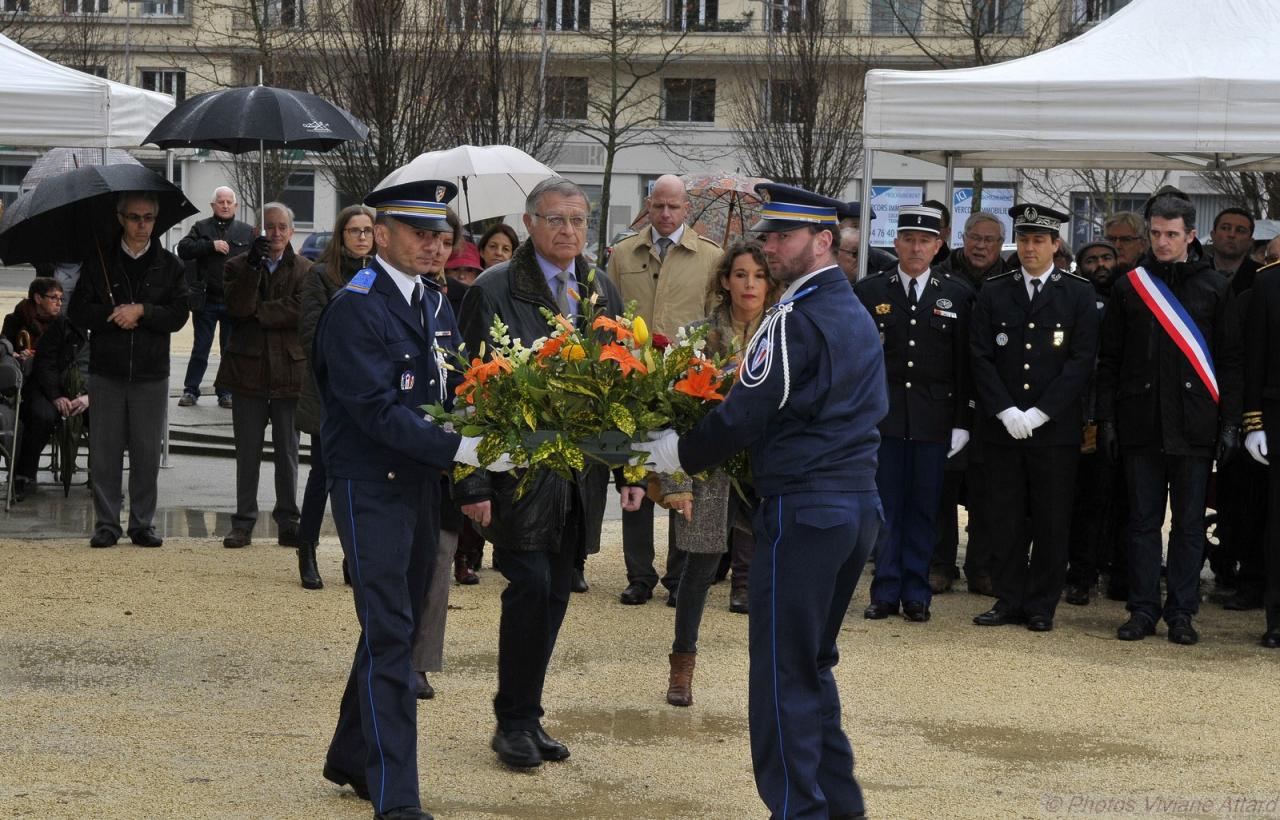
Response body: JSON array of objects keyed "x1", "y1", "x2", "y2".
[
  {"x1": 0, "y1": 33, "x2": 175, "y2": 148},
  {"x1": 857, "y1": 0, "x2": 1280, "y2": 264}
]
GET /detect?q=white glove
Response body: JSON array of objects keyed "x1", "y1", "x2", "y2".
[
  {"x1": 947, "y1": 428, "x2": 970, "y2": 458},
  {"x1": 997, "y1": 407, "x2": 1033, "y2": 440},
  {"x1": 1024, "y1": 407, "x2": 1049, "y2": 431},
  {"x1": 631, "y1": 429, "x2": 683, "y2": 475},
  {"x1": 486, "y1": 452, "x2": 518, "y2": 473},
  {"x1": 454, "y1": 436, "x2": 484, "y2": 467},
  {"x1": 1245, "y1": 430, "x2": 1269, "y2": 466}
]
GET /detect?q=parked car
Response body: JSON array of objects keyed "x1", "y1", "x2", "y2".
[{"x1": 299, "y1": 231, "x2": 332, "y2": 261}]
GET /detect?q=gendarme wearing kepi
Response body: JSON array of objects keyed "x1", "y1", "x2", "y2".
[
  {"x1": 897, "y1": 203, "x2": 944, "y2": 235},
  {"x1": 635, "y1": 180, "x2": 889, "y2": 819},
  {"x1": 314, "y1": 176, "x2": 514, "y2": 820}
]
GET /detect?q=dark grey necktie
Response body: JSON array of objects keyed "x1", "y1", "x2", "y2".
[
  {"x1": 908, "y1": 277, "x2": 919, "y2": 308},
  {"x1": 555, "y1": 269, "x2": 574, "y2": 316},
  {"x1": 1031, "y1": 277, "x2": 1042, "y2": 304},
  {"x1": 657, "y1": 236, "x2": 673, "y2": 262},
  {"x1": 412, "y1": 282, "x2": 426, "y2": 332}
]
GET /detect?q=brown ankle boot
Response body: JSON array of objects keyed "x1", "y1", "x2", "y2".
[{"x1": 666, "y1": 652, "x2": 696, "y2": 707}]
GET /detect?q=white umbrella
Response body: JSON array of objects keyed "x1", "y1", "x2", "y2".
[{"x1": 376, "y1": 144, "x2": 556, "y2": 225}]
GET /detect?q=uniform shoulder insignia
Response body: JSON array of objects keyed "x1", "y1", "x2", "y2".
[
  {"x1": 862, "y1": 270, "x2": 887, "y2": 281},
  {"x1": 345, "y1": 267, "x2": 377, "y2": 294},
  {"x1": 985, "y1": 271, "x2": 1016, "y2": 281}
]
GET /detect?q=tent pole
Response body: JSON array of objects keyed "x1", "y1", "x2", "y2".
[
  {"x1": 859, "y1": 148, "x2": 874, "y2": 281},
  {"x1": 944, "y1": 152, "x2": 955, "y2": 213}
]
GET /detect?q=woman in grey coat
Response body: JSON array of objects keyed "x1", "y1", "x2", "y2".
[{"x1": 643, "y1": 241, "x2": 779, "y2": 707}]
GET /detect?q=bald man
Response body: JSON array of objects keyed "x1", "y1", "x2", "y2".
[
  {"x1": 177, "y1": 185, "x2": 255, "y2": 407},
  {"x1": 608, "y1": 173, "x2": 725, "y2": 608}
]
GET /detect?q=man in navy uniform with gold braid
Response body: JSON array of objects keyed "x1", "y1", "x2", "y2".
[
  {"x1": 635, "y1": 182, "x2": 886, "y2": 820},
  {"x1": 1242, "y1": 256, "x2": 1280, "y2": 648},
  {"x1": 313, "y1": 180, "x2": 514, "y2": 820}
]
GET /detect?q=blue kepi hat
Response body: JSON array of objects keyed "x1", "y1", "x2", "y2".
[
  {"x1": 365, "y1": 180, "x2": 459, "y2": 231},
  {"x1": 752, "y1": 182, "x2": 842, "y2": 233}
]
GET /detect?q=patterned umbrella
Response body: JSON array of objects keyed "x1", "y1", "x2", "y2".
[
  {"x1": 21, "y1": 148, "x2": 142, "y2": 193},
  {"x1": 631, "y1": 172, "x2": 769, "y2": 248}
]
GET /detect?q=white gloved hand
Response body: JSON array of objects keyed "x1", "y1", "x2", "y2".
[
  {"x1": 1024, "y1": 407, "x2": 1050, "y2": 431},
  {"x1": 486, "y1": 452, "x2": 518, "y2": 472},
  {"x1": 947, "y1": 428, "x2": 970, "y2": 458},
  {"x1": 454, "y1": 436, "x2": 518, "y2": 472},
  {"x1": 997, "y1": 407, "x2": 1033, "y2": 440},
  {"x1": 631, "y1": 429, "x2": 682, "y2": 475},
  {"x1": 1245, "y1": 430, "x2": 1269, "y2": 466}
]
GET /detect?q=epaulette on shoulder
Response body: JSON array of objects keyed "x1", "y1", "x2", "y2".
[
  {"x1": 1257, "y1": 259, "x2": 1280, "y2": 275},
  {"x1": 345, "y1": 267, "x2": 377, "y2": 294},
  {"x1": 696, "y1": 234, "x2": 721, "y2": 247},
  {"x1": 985, "y1": 270, "x2": 1016, "y2": 281},
  {"x1": 1066, "y1": 270, "x2": 1091, "y2": 284},
  {"x1": 861, "y1": 270, "x2": 887, "y2": 281}
]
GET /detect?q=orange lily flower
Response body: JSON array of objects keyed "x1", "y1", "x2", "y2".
[
  {"x1": 537, "y1": 335, "x2": 568, "y2": 362},
  {"x1": 592, "y1": 315, "x2": 633, "y2": 341},
  {"x1": 455, "y1": 355, "x2": 513, "y2": 403},
  {"x1": 599, "y1": 342, "x2": 648, "y2": 377},
  {"x1": 674, "y1": 365, "x2": 725, "y2": 401}
]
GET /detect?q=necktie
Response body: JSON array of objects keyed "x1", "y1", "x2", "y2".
[
  {"x1": 556, "y1": 269, "x2": 575, "y2": 316},
  {"x1": 1031, "y1": 277, "x2": 1042, "y2": 303},
  {"x1": 657, "y1": 237, "x2": 673, "y2": 262},
  {"x1": 412, "y1": 282, "x2": 426, "y2": 333},
  {"x1": 908, "y1": 277, "x2": 918, "y2": 309}
]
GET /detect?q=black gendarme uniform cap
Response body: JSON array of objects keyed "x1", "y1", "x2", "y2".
[
  {"x1": 365, "y1": 180, "x2": 459, "y2": 231},
  {"x1": 897, "y1": 205, "x2": 943, "y2": 236},
  {"x1": 1009, "y1": 203, "x2": 1067, "y2": 235}
]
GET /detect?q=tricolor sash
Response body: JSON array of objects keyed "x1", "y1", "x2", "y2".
[{"x1": 1126, "y1": 266, "x2": 1219, "y2": 403}]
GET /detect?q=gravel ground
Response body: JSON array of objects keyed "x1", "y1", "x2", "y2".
[{"x1": 2, "y1": 523, "x2": 1279, "y2": 820}]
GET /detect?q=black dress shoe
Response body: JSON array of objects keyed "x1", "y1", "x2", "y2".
[
  {"x1": 277, "y1": 525, "x2": 300, "y2": 548},
  {"x1": 902, "y1": 601, "x2": 930, "y2": 622},
  {"x1": 972, "y1": 607, "x2": 1022, "y2": 626},
  {"x1": 619, "y1": 582, "x2": 653, "y2": 605},
  {"x1": 322, "y1": 760, "x2": 370, "y2": 800},
  {"x1": 1260, "y1": 629, "x2": 1280, "y2": 649},
  {"x1": 222, "y1": 528, "x2": 252, "y2": 549},
  {"x1": 1167, "y1": 615, "x2": 1199, "y2": 645},
  {"x1": 532, "y1": 726, "x2": 570, "y2": 761},
  {"x1": 415, "y1": 672, "x2": 434, "y2": 700},
  {"x1": 89, "y1": 530, "x2": 119, "y2": 549},
  {"x1": 1117, "y1": 613, "x2": 1156, "y2": 641},
  {"x1": 571, "y1": 569, "x2": 589, "y2": 593},
  {"x1": 130, "y1": 529, "x2": 163, "y2": 548},
  {"x1": 375, "y1": 808, "x2": 434, "y2": 820},
  {"x1": 491, "y1": 728, "x2": 543, "y2": 768},
  {"x1": 729, "y1": 588, "x2": 749, "y2": 613},
  {"x1": 666, "y1": 590, "x2": 678, "y2": 608},
  {"x1": 1026, "y1": 614, "x2": 1054, "y2": 632},
  {"x1": 1063, "y1": 583, "x2": 1090, "y2": 606},
  {"x1": 863, "y1": 601, "x2": 899, "y2": 620}
]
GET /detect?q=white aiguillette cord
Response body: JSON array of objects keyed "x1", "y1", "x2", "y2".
[{"x1": 738, "y1": 284, "x2": 818, "y2": 410}]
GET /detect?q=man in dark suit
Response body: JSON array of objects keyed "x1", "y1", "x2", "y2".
[
  {"x1": 1096, "y1": 193, "x2": 1242, "y2": 646},
  {"x1": 313, "y1": 180, "x2": 514, "y2": 820},
  {"x1": 969, "y1": 204, "x2": 1100, "y2": 632},
  {"x1": 1242, "y1": 257, "x2": 1280, "y2": 648},
  {"x1": 176, "y1": 186, "x2": 254, "y2": 408},
  {"x1": 855, "y1": 204, "x2": 974, "y2": 623}
]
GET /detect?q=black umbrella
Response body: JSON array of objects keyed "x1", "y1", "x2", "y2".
[
  {"x1": 143, "y1": 85, "x2": 369, "y2": 222},
  {"x1": 0, "y1": 164, "x2": 196, "y2": 265}
]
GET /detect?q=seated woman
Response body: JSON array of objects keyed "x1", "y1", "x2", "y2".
[
  {"x1": 623, "y1": 240, "x2": 779, "y2": 707},
  {"x1": 2, "y1": 277, "x2": 63, "y2": 363}
]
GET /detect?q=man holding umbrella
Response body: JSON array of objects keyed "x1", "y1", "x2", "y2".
[{"x1": 68, "y1": 191, "x2": 189, "y2": 548}]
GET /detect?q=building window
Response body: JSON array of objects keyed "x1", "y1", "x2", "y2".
[
  {"x1": 1068, "y1": 191, "x2": 1147, "y2": 250},
  {"x1": 663, "y1": 78, "x2": 715, "y2": 124},
  {"x1": 63, "y1": 0, "x2": 107, "y2": 12},
  {"x1": 544, "y1": 0, "x2": 588, "y2": 31},
  {"x1": 870, "y1": 0, "x2": 923, "y2": 34},
  {"x1": 547, "y1": 76, "x2": 588, "y2": 120},
  {"x1": 70, "y1": 65, "x2": 109, "y2": 78},
  {"x1": 766, "y1": 0, "x2": 819, "y2": 32},
  {"x1": 764, "y1": 80, "x2": 804, "y2": 125},
  {"x1": 267, "y1": 0, "x2": 303, "y2": 27},
  {"x1": 280, "y1": 170, "x2": 315, "y2": 225},
  {"x1": 447, "y1": 0, "x2": 493, "y2": 29},
  {"x1": 140, "y1": 69, "x2": 186, "y2": 102},
  {"x1": 1071, "y1": 0, "x2": 1131, "y2": 23},
  {"x1": 669, "y1": 0, "x2": 717, "y2": 30},
  {"x1": 3, "y1": 0, "x2": 31, "y2": 11},
  {"x1": 141, "y1": 0, "x2": 184, "y2": 15},
  {"x1": 976, "y1": 0, "x2": 1022, "y2": 34},
  {"x1": 0, "y1": 165, "x2": 29, "y2": 211}
]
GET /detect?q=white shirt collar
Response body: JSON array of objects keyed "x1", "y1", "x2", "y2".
[
  {"x1": 651, "y1": 224, "x2": 685, "y2": 247},
  {"x1": 780, "y1": 264, "x2": 838, "y2": 301},
  {"x1": 120, "y1": 239, "x2": 150, "y2": 260},
  {"x1": 1022, "y1": 266, "x2": 1053, "y2": 300},
  {"x1": 898, "y1": 267, "x2": 931, "y2": 296},
  {"x1": 376, "y1": 254, "x2": 422, "y2": 306}
]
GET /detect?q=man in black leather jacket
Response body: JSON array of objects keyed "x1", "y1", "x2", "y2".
[
  {"x1": 1096, "y1": 194, "x2": 1243, "y2": 646},
  {"x1": 454, "y1": 178, "x2": 623, "y2": 770}
]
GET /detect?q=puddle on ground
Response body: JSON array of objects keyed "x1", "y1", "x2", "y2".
[
  {"x1": 448, "y1": 649, "x2": 499, "y2": 676},
  {"x1": 1, "y1": 637, "x2": 156, "y2": 688},
  {"x1": 909, "y1": 719, "x2": 1160, "y2": 765},
  {"x1": 551, "y1": 706, "x2": 745, "y2": 745},
  {"x1": 433, "y1": 771, "x2": 707, "y2": 819}
]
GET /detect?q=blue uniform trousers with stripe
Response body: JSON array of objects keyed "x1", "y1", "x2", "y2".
[
  {"x1": 326, "y1": 476, "x2": 440, "y2": 814},
  {"x1": 750, "y1": 490, "x2": 881, "y2": 820},
  {"x1": 869, "y1": 437, "x2": 947, "y2": 607}
]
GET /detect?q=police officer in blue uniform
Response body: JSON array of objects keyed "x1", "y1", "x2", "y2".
[
  {"x1": 855, "y1": 205, "x2": 974, "y2": 623},
  {"x1": 313, "y1": 180, "x2": 514, "y2": 820},
  {"x1": 970, "y1": 204, "x2": 1100, "y2": 633},
  {"x1": 635, "y1": 183, "x2": 886, "y2": 820}
]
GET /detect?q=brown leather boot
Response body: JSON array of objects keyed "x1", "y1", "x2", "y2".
[{"x1": 666, "y1": 652, "x2": 696, "y2": 707}]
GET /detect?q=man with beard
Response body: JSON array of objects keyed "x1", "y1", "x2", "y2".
[
  {"x1": 1096, "y1": 194, "x2": 1243, "y2": 645},
  {"x1": 931, "y1": 211, "x2": 1008, "y2": 595},
  {"x1": 1063, "y1": 240, "x2": 1127, "y2": 605},
  {"x1": 635, "y1": 183, "x2": 886, "y2": 820}
]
